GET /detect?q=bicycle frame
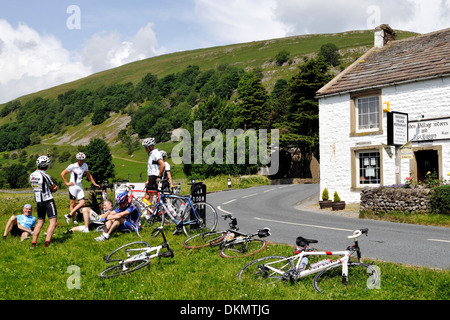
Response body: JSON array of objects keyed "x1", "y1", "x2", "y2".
[{"x1": 261, "y1": 229, "x2": 365, "y2": 281}]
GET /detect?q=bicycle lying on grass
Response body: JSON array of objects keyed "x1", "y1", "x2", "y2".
[
  {"x1": 183, "y1": 214, "x2": 271, "y2": 258},
  {"x1": 99, "y1": 227, "x2": 174, "y2": 278},
  {"x1": 237, "y1": 228, "x2": 380, "y2": 294}
]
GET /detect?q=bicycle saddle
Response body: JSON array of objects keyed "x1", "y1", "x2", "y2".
[{"x1": 296, "y1": 236, "x2": 318, "y2": 247}]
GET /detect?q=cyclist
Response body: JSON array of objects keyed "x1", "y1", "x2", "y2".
[
  {"x1": 95, "y1": 192, "x2": 141, "y2": 242},
  {"x1": 68, "y1": 200, "x2": 114, "y2": 234},
  {"x1": 61, "y1": 152, "x2": 100, "y2": 224},
  {"x1": 142, "y1": 138, "x2": 165, "y2": 219},
  {"x1": 160, "y1": 150, "x2": 174, "y2": 191},
  {"x1": 2, "y1": 204, "x2": 36, "y2": 241},
  {"x1": 29, "y1": 156, "x2": 59, "y2": 247}
]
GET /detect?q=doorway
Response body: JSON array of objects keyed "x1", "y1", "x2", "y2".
[{"x1": 414, "y1": 150, "x2": 439, "y2": 182}]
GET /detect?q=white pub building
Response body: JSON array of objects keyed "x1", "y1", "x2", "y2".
[{"x1": 316, "y1": 25, "x2": 450, "y2": 203}]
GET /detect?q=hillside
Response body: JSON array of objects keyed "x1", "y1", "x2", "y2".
[{"x1": 0, "y1": 29, "x2": 417, "y2": 184}]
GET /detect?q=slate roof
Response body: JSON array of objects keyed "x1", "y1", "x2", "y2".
[{"x1": 316, "y1": 28, "x2": 450, "y2": 97}]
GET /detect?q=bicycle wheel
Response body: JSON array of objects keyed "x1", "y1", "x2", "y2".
[
  {"x1": 221, "y1": 238, "x2": 267, "y2": 258},
  {"x1": 313, "y1": 262, "x2": 379, "y2": 294},
  {"x1": 181, "y1": 202, "x2": 218, "y2": 237},
  {"x1": 99, "y1": 242, "x2": 151, "y2": 278},
  {"x1": 183, "y1": 231, "x2": 226, "y2": 249},
  {"x1": 237, "y1": 255, "x2": 294, "y2": 283}
]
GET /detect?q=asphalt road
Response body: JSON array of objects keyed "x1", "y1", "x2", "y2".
[{"x1": 205, "y1": 184, "x2": 450, "y2": 270}]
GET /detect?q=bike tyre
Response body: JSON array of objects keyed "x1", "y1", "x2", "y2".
[
  {"x1": 183, "y1": 231, "x2": 226, "y2": 249},
  {"x1": 237, "y1": 255, "x2": 294, "y2": 282},
  {"x1": 99, "y1": 241, "x2": 151, "y2": 278},
  {"x1": 312, "y1": 262, "x2": 379, "y2": 294},
  {"x1": 221, "y1": 238, "x2": 267, "y2": 258},
  {"x1": 181, "y1": 202, "x2": 218, "y2": 237}
]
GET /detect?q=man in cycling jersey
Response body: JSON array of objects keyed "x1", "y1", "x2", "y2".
[
  {"x1": 61, "y1": 152, "x2": 100, "y2": 224},
  {"x1": 95, "y1": 192, "x2": 141, "y2": 241},
  {"x1": 160, "y1": 150, "x2": 174, "y2": 191},
  {"x1": 68, "y1": 199, "x2": 114, "y2": 234},
  {"x1": 30, "y1": 156, "x2": 59, "y2": 247},
  {"x1": 2, "y1": 204, "x2": 36, "y2": 241}
]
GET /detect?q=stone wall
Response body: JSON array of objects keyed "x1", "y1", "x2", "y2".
[{"x1": 360, "y1": 186, "x2": 431, "y2": 213}]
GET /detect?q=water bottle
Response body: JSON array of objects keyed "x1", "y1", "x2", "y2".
[
  {"x1": 298, "y1": 257, "x2": 308, "y2": 271},
  {"x1": 310, "y1": 258, "x2": 332, "y2": 269},
  {"x1": 179, "y1": 202, "x2": 186, "y2": 213},
  {"x1": 152, "y1": 194, "x2": 158, "y2": 205},
  {"x1": 226, "y1": 232, "x2": 235, "y2": 241}
]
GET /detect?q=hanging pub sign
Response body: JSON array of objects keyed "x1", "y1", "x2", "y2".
[{"x1": 387, "y1": 111, "x2": 409, "y2": 146}]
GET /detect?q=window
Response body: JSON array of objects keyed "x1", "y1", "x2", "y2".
[
  {"x1": 357, "y1": 151, "x2": 380, "y2": 185},
  {"x1": 351, "y1": 146, "x2": 383, "y2": 190},
  {"x1": 357, "y1": 96, "x2": 379, "y2": 131},
  {"x1": 350, "y1": 91, "x2": 382, "y2": 136}
]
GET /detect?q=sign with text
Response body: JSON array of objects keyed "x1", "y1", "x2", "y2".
[
  {"x1": 409, "y1": 117, "x2": 450, "y2": 142},
  {"x1": 387, "y1": 112, "x2": 408, "y2": 146}
]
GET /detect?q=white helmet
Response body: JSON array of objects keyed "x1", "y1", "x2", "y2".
[
  {"x1": 36, "y1": 156, "x2": 50, "y2": 169},
  {"x1": 142, "y1": 138, "x2": 156, "y2": 148},
  {"x1": 76, "y1": 152, "x2": 86, "y2": 160},
  {"x1": 160, "y1": 150, "x2": 167, "y2": 157}
]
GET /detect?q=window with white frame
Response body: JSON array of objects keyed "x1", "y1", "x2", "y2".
[{"x1": 356, "y1": 96, "x2": 379, "y2": 131}]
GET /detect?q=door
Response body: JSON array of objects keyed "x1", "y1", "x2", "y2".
[{"x1": 414, "y1": 150, "x2": 439, "y2": 182}]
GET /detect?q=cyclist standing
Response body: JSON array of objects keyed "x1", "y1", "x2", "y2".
[
  {"x1": 142, "y1": 138, "x2": 165, "y2": 220},
  {"x1": 160, "y1": 150, "x2": 174, "y2": 191},
  {"x1": 61, "y1": 152, "x2": 100, "y2": 224},
  {"x1": 29, "y1": 156, "x2": 59, "y2": 247}
]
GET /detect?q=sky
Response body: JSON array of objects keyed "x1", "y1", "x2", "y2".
[{"x1": 0, "y1": 0, "x2": 449, "y2": 104}]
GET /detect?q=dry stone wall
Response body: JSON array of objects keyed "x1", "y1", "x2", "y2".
[{"x1": 360, "y1": 186, "x2": 430, "y2": 213}]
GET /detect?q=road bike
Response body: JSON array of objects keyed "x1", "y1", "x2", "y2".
[
  {"x1": 182, "y1": 214, "x2": 271, "y2": 258},
  {"x1": 237, "y1": 228, "x2": 379, "y2": 294},
  {"x1": 124, "y1": 181, "x2": 218, "y2": 237},
  {"x1": 99, "y1": 227, "x2": 174, "y2": 278}
]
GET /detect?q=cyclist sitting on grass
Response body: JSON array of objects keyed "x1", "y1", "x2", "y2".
[
  {"x1": 95, "y1": 192, "x2": 141, "y2": 242},
  {"x1": 68, "y1": 200, "x2": 114, "y2": 234},
  {"x1": 2, "y1": 204, "x2": 36, "y2": 241}
]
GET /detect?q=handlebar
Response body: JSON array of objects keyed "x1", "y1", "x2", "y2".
[{"x1": 348, "y1": 228, "x2": 368, "y2": 239}]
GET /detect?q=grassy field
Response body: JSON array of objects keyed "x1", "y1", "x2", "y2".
[{"x1": 0, "y1": 193, "x2": 449, "y2": 301}]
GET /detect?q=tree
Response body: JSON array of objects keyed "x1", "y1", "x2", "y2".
[
  {"x1": 237, "y1": 72, "x2": 269, "y2": 129},
  {"x1": 5, "y1": 164, "x2": 28, "y2": 189},
  {"x1": 319, "y1": 43, "x2": 341, "y2": 67},
  {"x1": 275, "y1": 50, "x2": 291, "y2": 66},
  {"x1": 281, "y1": 57, "x2": 334, "y2": 164},
  {"x1": 84, "y1": 138, "x2": 115, "y2": 183}
]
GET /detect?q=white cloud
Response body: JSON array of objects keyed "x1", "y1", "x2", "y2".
[
  {"x1": 81, "y1": 23, "x2": 166, "y2": 72},
  {"x1": 193, "y1": 0, "x2": 292, "y2": 44},
  {"x1": 0, "y1": 20, "x2": 166, "y2": 104},
  {"x1": 0, "y1": 19, "x2": 91, "y2": 103}
]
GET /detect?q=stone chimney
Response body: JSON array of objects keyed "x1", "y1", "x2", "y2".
[{"x1": 374, "y1": 24, "x2": 397, "y2": 48}]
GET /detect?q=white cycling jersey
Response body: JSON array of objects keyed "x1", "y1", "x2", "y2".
[
  {"x1": 147, "y1": 149, "x2": 162, "y2": 176},
  {"x1": 66, "y1": 162, "x2": 89, "y2": 185},
  {"x1": 30, "y1": 170, "x2": 55, "y2": 203}
]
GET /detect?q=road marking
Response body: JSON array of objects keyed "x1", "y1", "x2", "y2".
[
  {"x1": 217, "y1": 206, "x2": 234, "y2": 215},
  {"x1": 264, "y1": 188, "x2": 276, "y2": 193},
  {"x1": 222, "y1": 199, "x2": 236, "y2": 205},
  {"x1": 254, "y1": 217, "x2": 353, "y2": 233},
  {"x1": 242, "y1": 193, "x2": 258, "y2": 199},
  {"x1": 427, "y1": 239, "x2": 450, "y2": 244}
]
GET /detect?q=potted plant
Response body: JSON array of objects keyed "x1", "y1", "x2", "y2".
[
  {"x1": 332, "y1": 191, "x2": 346, "y2": 211},
  {"x1": 319, "y1": 188, "x2": 332, "y2": 209}
]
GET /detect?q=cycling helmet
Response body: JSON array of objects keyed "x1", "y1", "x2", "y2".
[
  {"x1": 76, "y1": 152, "x2": 86, "y2": 160},
  {"x1": 115, "y1": 191, "x2": 129, "y2": 205},
  {"x1": 142, "y1": 138, "x2": 156, "y2": 148},
  {"x1": 36, "y1": 156, "x2": 50, "y2": 169},
  {"x1": 160, "y1": 150, "x2": 167, "y2": 157}
]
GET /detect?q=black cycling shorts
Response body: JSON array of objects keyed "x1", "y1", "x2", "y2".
[{"x1": 36, "y1": 199, "x2": 58, "y2": 220}]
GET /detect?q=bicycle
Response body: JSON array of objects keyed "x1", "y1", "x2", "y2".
[
  {"x1": 99, "y1": 227, "x2": 174, "y2": 278},
  {"x1": 237, "y1": 228, "x2": 379, "y2": 294},
  {"x1": 124, "y1": 181, "x2": 218, "y2": 237},
  {"x1": 182, "y1": 214, "x2": 271, "y2": 258}
]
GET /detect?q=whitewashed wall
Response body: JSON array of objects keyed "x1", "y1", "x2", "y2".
[{"x1": 319, "y1": 77, "x2": 450, "y2": 203}]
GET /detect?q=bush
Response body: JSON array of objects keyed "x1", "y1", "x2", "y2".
[
  {"x1": 322, "y1": 188, "x2": 329, "y2": 201},
  {"x1": 429, "y1": 185, "x2": 450, "y2": 214},
  {"x1": 333, "y1": 191, "x2": 341, "y2": 202}
]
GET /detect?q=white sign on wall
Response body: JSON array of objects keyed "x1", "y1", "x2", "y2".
[{"x1": 409, "y1": 117, "x2": 450, "y2": 142}]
